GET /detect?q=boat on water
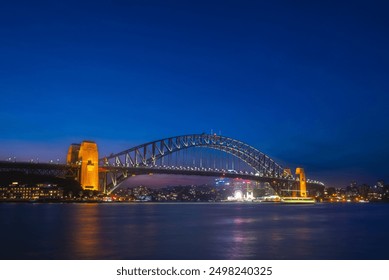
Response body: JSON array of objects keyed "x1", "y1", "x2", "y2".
[
  {"x1": 281, "y1": 197, "x2": 316, "y2": 204},
  {"x1": 252, "y1": 195, "x2": 281, "y2": 203}
]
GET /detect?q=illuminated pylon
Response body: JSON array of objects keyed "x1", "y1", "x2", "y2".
[
  {"x1": 67, "y1": 141, "x2": 99, "y2": 191},
  {"x1": 295, "y1": 168, "x2": 307, "y2": 197}
]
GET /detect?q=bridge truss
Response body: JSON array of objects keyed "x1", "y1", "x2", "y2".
[
  {"x1": 0, "y1": 161, "x2": 78, "y2": 179},
  {"x1": 100, "y1": 134, "x2": 303, "y2": 194}
]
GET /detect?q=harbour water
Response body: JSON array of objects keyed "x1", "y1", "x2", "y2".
[{"x1": 1, "y1": 202, "x2": 388, "y2": 259}]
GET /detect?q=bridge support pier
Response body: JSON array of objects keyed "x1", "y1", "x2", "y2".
[
  {"x1": 67, "y1": 141, "x2": 99, "y2": 192},
  {"x1": 296, "y1": 167, "x2": 307, "y2": 197}
]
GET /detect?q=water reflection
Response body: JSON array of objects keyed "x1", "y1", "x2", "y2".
[
  {"x1": 1, "y1": 203, "x2": 389, "y2": 259},
  {"x1": 226, "y1": 218, "x2": 254, "y2": 259},
  {"x1": 65, "y1": 203, "x2": 162, "y2": 259},
  {"x1": 210, "y1": 206, "x2": 334, "y2": 259},
  {"x1": 67, "y1": 204, "x2": 105, "y2": 259}
]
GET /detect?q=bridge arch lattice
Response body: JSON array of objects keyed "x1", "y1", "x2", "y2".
[{"x1": 100, "y1": 134, "x2": 289, "y2": 193}]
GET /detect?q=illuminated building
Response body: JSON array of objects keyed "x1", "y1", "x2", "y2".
[
  {"x1": 245, "y1": 187, "x2": 254, "y2": 200},
  {"x1": 0, "y1": 182, "x2": 63, "y2": 200},
  {"x1": 215, "y1": 178, "x2": 231, "y2": 187}
]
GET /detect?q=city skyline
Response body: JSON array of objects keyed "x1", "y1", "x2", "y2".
[{"x1": 1, "y1": 1, "x2": 388, "y2": 187}]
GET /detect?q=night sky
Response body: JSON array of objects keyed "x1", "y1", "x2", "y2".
[{"x1": 0, "y1": 0, "x2": 388, "y2": 187}]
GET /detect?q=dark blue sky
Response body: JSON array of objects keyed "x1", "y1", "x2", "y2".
[{"x1": 1, "y1": 0, "x2": 388, "y2": 187}]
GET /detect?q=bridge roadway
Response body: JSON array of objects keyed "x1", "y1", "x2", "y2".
[
  {"x1": 100, "y1": 165, "x2": 293, "y2": 184},
  {"x1": 0, "y1": 161, "x2": 76, "y2": 176},
  {"x1": 0, "y1": 160, "x2": 294, "y2": 184},
  {"x1": 0, "y1": 161, "x2": 324, "y2": 190}
]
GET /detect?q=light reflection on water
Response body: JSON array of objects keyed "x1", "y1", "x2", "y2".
[
  {"x1": 0, "y1": 202, "x2": 389, "y2": 259},
  {"x1": 68, "y1": 204, "x2": 105, "y2": 259}
]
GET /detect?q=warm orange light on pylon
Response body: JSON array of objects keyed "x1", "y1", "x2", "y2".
[{"x1": 296, "y1": 167, "x2": 307, "y2": 197}]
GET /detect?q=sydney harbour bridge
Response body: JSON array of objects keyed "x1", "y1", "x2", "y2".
[{"x1": 0, "y1": 133, "x2": 324, "y2": 196}]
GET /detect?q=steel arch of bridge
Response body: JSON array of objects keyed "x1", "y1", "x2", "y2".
[{"x1": 100, "y1": 134, "x2": 290, "y2": 193}]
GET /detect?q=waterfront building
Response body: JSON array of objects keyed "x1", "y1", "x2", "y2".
[{"x1": 0, "y1": 182, "x2": 63, "y2": 201}]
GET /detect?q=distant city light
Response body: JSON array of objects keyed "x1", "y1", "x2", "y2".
[{"x1": 234, "y1": 190, "x2": 243, "y2": 200}]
